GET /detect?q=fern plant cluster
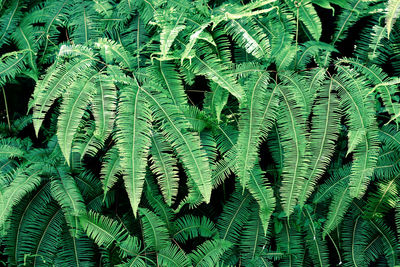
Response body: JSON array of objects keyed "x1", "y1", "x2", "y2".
[{"x1": 1, "y1": 0, "x2": 400, "y2": 266}]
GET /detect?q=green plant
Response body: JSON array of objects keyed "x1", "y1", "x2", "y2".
[{"x1": 1, "y1": 0, "x2": 400, "y2": 266}]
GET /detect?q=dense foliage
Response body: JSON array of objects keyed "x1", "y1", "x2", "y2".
[{"x1": 1, "y1": 0, "x2": 400, "y2": 266}]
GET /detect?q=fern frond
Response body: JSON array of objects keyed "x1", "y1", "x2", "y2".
[
  {"x1": 323, "y1": 184, "x2": 352, "y2": 237},
  {"x1": 236, "y1": 72, "x2": 277, "y2": 188},
  {"x1": 55, "y1": 230, "x2": 95, "y2": 266},
  {"x1": 333, "y1": 66, "x2": 380, "y2": 198},
  {"x1": 0, "y1": 0, "x2": 24, "y2": 47},
  {"x1": 313, "y1": 164, "x2": 351, "y2": 204},
  {"x1": 247, "y1": 165, "x2": 276, "y2": 234},
  {"x1": 0, "y1": 164, "x2": 42, "y2": 228},
  {"x1": 139, "y1": 207, "x2": 169, "y2": 251},
  {"x1": 4, "y1": 183, "x2": 52, "y2": 265},
  {"x1": 158, "y1": 243, "x2": 191, "y2": 267},
  {"x1": 23, "y1": 204, "x2": 64, "y2": 266},
  {"x1": 331, "y1": 0, "x2": 368, "y2": 44},
  {"x1": 338, "y1": 58, "x2": 400, "y2": 126},
  {"x1": 239, "y1": 209, "x2": 270, "y2": 264},
  {"x1": 217, "y1": 187, "x2": 252, "y2": 243},
  {"x1": 188, "y1": 239, "x2": 232, "y2": 267},
  {"x1": 80, "y1": 211, "x2": 129, "y2": 248},
  {"x1": 57, "y1": 69, "x2": 101, "y2": 164},
  {"x1": 0, "y1": 51, "x2": 28, "y2": 86},
  {"x1": 285, "y1": 0, "x2": 322, "y2": 40},
  {"x1": 225, "y1": 17, "x2": 270, "y2": 60},
  {"x1": 116, "y1": 85, "x2": 152, "y2": 215},
  {"x1": 149, "y1": 132, "x2": 179, "y2": 206},
  {"x1": 67, "y1": 1, "x2": 103, "y2": 44},
  {"x1": 143, "y1": 182, "x2": 174, "y2": 230},
  {"x1": 277, "y1": 85, "x2": 308, "y2": 216},
  {"x1": 32, "y1": 57, "x2": 95, "y2": 136},
  {"x1": 276, "y1": 220, "x2": 304, "y2": 266},
  {"x1": 298, "y1": 79, "x2": 340, "y2": 206},
  {"x1": 92, "y1": 73, "x2": 116, "y2": 141},
  {"x1": 364, "y1": 176, "x2": 399, "y2": 219},
  {"x1": 173, "y1": 215, "x2": 217, "y2": 243},
  {"x1": 183, "y1": 47, "x2": 244, "y2": 102},
  {"x1": 385, "y1": 0, "x2": 400, "y2": 38},
  {"x1": 302, "y1": 209, "x2": 329, "y2": 267},
  {"x1": 143, "y1": 86, "x2": 212, "y2": 203},
  {"x1": 51, "y1": 174, "x2": 86, "y2": 236},
  {"x1": 156, "y1": 9, "x2": 186, "y2": 59},
  {"x1": 149, "y1": 60, "x2": 187, "y2": 107},
  {"x1": 101, "y1": 146, "x2": 121, "y2": 199}
]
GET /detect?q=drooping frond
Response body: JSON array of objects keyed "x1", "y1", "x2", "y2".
[
  {"x1": 217, "y1": 186, "x2": 252, "y2": 243},
  {"x1": 277, "y1": 85, "x2": 308, "y2": 216},
  {"x1": 302, "y1": 209, "x2": 329, "y2": 267},
  {"x1": 276, "y1": 220, "x2": 305, "y2": 266},
  {"x1": 323, "y1": 183, "x2": 352, "y2": 237},
  {"x1": 56, "y1": 69, "x2": 101, "y2": 164},
  {"x1": 203, "y1": 83, "x2": 229, "y2": 122},
  {"x1": 32, "y1": 57, "x2": 95, "y2": 136},
  {"x1": 338, "y1": 58, "x2": 400, "y2": 125},
  {"x1": 116, "y1": 84, "x2": 152, "y2": 215},
  {"x1": 143, "y1": 182, "x2": 174, "y2": 230},
  {"x1": 149, "y1": 132, "x2": 179, "y2": 206},
  {"x1": 334, "y1": 65, "x2": 380, "y2": 198},
  {"x1": 92, "y1": 73, "x2": 116, "y2": 141},
  {"x1": 149, "y1": 60, "x2": 187, "y2": 107},
  {"x1": 235, "y1": 72, "x2": 277, "y2": 188},
  {"x1": 364, "y1": 176, "x2": 399, "y2": 219},
  {"x1": 4, "y1": 183, "x2": 52, "y2": 265},
  {"x1": 0, "y1": 51, "x2": 28, "y2": 86},
  {"x1": 50, "y1": 174, "x2": 86, "y2": 236},
  {"x1": 55, "y1": 230, "x2": 95, "y2": 267},
  {"x1": 100, "y1": 146, "x2": 121, "y2": 199},
  {"x1": 183, "y1": 46, "x2": 244, "y2": 102},
  {"x1": 247, "y1": 165, "x2": 276, "y2": 233},
  {"x1": 155, "y1": 9, "x2": 186, "y2": 60},
  {"x1": 0, "y1": 164, "x2": 42, "y2": 228},
  {"x1": 298, "y1": 79, "x2": 340, "y2": 206},
  {"x1": 331, "y1": 0, "x2": 369, "y2": 44},
  {"x1": 143, "y1": 86, "x2": 212, "y2": 203}
]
